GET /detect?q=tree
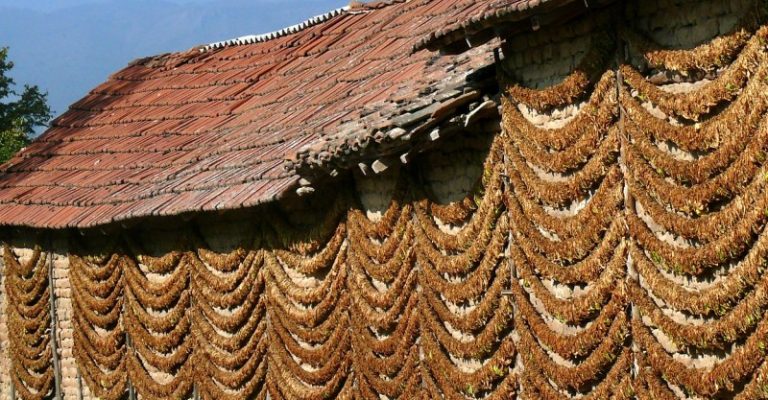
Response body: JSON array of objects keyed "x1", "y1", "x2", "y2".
[{"x1": 0, "y1": 47, "x2": 52, "y2": 163}]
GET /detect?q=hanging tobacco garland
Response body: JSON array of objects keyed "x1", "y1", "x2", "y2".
[
  {"x1": 189, "y1": 231, "x2": 269, "y2": 400},
  {"x1": 3, "y1": 245, "x2": 54, "y2": 400},
  {"x1": 69, "y1": 238, "x2": 127, "y2": 400},
  {"x1": 621, "y1": 5, "x2": 767, "y2": 73},
  {"x1": 123, "y1": 241, "x2": 194, "y2": 400},
  {"x1": 624, "y1": 8, "x2": 768, "y2": 399},
  {"x1": 412, "y1": 136, "x2": 520, "y2": 399},
  {"x1": 347, "y1": 173, "x2": 425, "y2": 399},
  {"x1": 262, "y1": 192, "x2": 355, "y2": 400}
]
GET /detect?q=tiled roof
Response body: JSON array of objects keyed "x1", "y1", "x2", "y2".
[{"x1": 0, "y1": 0, "x2": 558, "y2": 229}]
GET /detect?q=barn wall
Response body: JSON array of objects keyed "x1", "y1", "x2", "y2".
[{"x1": 0, "y1": 0, "x2": 765, "y2": 399}]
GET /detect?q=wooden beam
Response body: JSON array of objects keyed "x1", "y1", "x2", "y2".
[
  {"x1": 127, "y1": 333, "x2": 137, "y2": 400},
  {"x1": 464, "y1": 100, "x2": 498, "y2": 127}
]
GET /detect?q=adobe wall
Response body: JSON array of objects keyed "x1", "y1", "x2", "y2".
[
  {"x1": 628, "y1": 0, "x2": 754, "y2": 48},
  {"x1": 503, "y1": 0, "x2": 753, "y2": 76}
]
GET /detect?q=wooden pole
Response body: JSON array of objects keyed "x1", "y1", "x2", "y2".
[
  {"x1": 128, "y1": 377, "x2": 137, "y2": 400},
  {"x1": 121, "y1": 251, "x2": 137, "y2": 400},
  {"x1": 77, "y1": 369, "x2": 84, "y2": 400},
  {"x1": 126, "y1": 320, "x2": 137, "y2": 400},
  {"x1": 48, "y1": 243, "x2": 63, "y2": 400},
  {"x1": 501, "y1": 135, "x2": 514, "y2": 297},
  {"x1": 8, "y1": 262, "x2": 15, "y2": 400}
]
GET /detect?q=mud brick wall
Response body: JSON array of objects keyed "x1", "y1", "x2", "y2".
[{"x1": 629, "y1": 0, "x2": 755, "y2": 47}]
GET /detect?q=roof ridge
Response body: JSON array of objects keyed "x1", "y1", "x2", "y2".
[{"x1": 201, "y1": 6, "x2": 352, "y2": 52}]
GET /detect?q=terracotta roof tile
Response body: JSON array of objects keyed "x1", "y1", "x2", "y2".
[{"x1": 0, "y1": 0, "x2": 561, "y2": 229}]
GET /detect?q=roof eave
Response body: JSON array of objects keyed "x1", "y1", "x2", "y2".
[{"x1": 416, "y1": 0, "x2": 619, "y2": 55}]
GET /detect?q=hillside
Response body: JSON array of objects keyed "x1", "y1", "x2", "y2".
[{"x1": 0, "y1": 0, "x2": 346, "y2": 121}]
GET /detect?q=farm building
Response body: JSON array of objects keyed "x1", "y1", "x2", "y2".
[{"x1": 0, "y1": 0, "x2": 767, "y2": 398}]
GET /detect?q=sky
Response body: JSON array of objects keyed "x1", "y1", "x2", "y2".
[
  {"x1": 0, "y1": 0, "x2": 216, "y2": 11},
  {"x1": 0, "y1": 0, "x2": 348, "y2": 127}
]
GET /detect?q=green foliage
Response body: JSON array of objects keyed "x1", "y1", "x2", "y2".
[
  {"x1": 0, "y1": 47, "x2": 52, "y2": 163},
  {"x1": 0, "y1": 119, "x2": 29, "y2": 163}
]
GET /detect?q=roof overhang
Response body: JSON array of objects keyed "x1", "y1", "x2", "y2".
[{"x1": 415, "y1": 0, "x2": 619, "y2": 55}]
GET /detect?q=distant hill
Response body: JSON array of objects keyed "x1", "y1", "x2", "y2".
[{"x1": 0, "y1": 0, "x2": 347, "y2": 124}]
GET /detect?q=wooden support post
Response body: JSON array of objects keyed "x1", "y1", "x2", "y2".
[
  {"x1": 500, "y1": 137, "x2": 514, "y2": 297},
  {"x1": 615, "y1": 16, "x2": 630, "y2": 207},
  {"x1": 127, "y1": 333, "x2": 137, "y2": 400},
  {"x1": 7, "y1": 245, "x2": 15, "y2": 400},
  {"x1": 48, "y1": 245, "x2": 63, "y2": 400},
  {"x1": 77, "y1": 369, "x2": 84, "y2": 400},
  {"x1": 122, "y1": 261, "x2": 137, "y2": 400}
]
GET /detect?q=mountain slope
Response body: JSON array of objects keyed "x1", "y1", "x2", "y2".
[{"x1": 0, "y1": 0, "x2": 346, "y2": 121}]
